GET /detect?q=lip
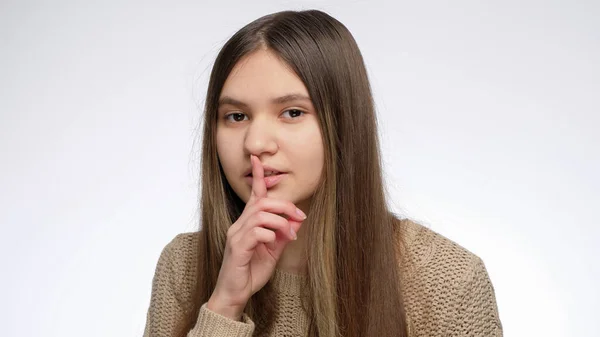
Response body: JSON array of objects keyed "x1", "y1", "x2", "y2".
[
  {"x1": 244, "y1": 173, "x2": 288, "y2": 189},
  {"x1": 243, "y1": 164, "x2": 286, "y2": 177}
]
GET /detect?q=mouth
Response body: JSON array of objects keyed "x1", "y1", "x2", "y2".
[
  {"x1": 246, "y1": 170, "x2": 285, "y2": 178},
  {"x1": 244, "y1": 171, "x2": 288, "y2": 189}
]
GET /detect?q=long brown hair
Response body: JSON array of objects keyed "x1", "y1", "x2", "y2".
[{"x1": 177, "y1": 9, "x2": 410, "y2": 337}]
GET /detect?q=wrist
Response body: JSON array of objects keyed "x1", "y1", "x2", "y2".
[{"x1": 206, "y1": 295, "x2": 245, "y2": 321}]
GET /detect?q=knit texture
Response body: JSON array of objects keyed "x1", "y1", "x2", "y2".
[{"x1": 143, "y1": 219, "x2": 503, "y2": 337}]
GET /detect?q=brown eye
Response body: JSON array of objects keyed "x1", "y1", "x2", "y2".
[
  {"x1": 225, "y1": 113, "x2": 248, "y2": 122},
  {"x1": 281, "y1": 109, "x2": 304, "y2": 119}
]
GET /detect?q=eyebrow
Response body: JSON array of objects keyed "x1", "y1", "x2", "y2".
[{"x1": 218, "y1": 94, "x2": 312, "y2": 108}]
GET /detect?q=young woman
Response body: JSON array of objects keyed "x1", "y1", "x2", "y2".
[{"x1": 143, "y1": 9, "x2": 503, "y2": 337}]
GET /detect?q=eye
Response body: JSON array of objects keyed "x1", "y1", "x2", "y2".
[
  {"x1": 224, "y1": 112, "x2": 248, "y2": 122},
  {"x1": 281, "y1": 109, "x2": 305, "y2": 119}
]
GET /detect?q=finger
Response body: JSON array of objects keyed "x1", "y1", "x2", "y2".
[
  {"x1": 240, "y1": 211, "x2": 296, "y2": 241},
  {"x1": 250, "y1": 154, "x2": 267, "y2": 201},
  {"x1": 246, "y1": 197, "x2": 308, "y2": 223},
  {"x1": 246, "y1": 156, "x2": 260, "y2": 206},
  {"x1": 234, "y1": 198, "x2": 306, "y2": 240},
  {"x1": 268, "y1": 219, "x2": 303, "y2": 258},
  {"x1": 288, "y1": 219, "x2": 303, "y2": 236},
  {"x1": 239, "y1": 226, "x2": 277, "y2": 253}
]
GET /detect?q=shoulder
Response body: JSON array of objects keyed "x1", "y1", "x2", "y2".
[
  {"x1": 396, "y1": 218, "x2": 502, "y2": 335},
  {"x1": 396, "y1": 217, "x2": 493, "y2": 302},
  {"x1": 397, "y1": 218, "x2": 485, "y2": 279},
  {"x1": 153, "y1": 232, "x2": 201, "y2": 301},
  {"x1": 161, "y1": 231, "x2": 200, "y2": 260},
  {"x1": 157, "y1": 232, "x2": 200, "y2": 272}
]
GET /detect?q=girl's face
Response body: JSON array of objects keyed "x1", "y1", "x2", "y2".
[{"x1": 216, "y1": 48, "x2": 324, "y2": 210}]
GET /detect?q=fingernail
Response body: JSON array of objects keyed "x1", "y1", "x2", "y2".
[
  {"x1": 290, "y1": 228, "x2": 297, "y2": 240},
  {"x1": 296, "y1": 208, "x2": 307, "y2": 219}
]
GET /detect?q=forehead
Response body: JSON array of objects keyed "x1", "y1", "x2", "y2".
[{"x1": 219, "y1": 49, "x2": 310, "y2": 103}]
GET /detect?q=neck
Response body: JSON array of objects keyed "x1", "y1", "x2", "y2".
[
  {"x1": 277, "y1": 224, "x2": 307, "y2": 274},
  {"x1": 276, "y1": 199, "x2": 310, "y2": 274}
]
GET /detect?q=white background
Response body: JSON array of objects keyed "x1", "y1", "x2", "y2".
[{"x1": 1, "y1": 1, "x2": 598, "y2": 336}]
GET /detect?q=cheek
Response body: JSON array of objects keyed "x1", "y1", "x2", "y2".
[
  {"x1": 308, "y1": 123, "x2": 325, "y2": 162},
  {"x1": 294, "y1": 124, "x2": 324, "y2": 179},
  {"x1": 216, "y1": 130, "x2": 238, "y2": 175},
  {"x1": 216, "y1": 132, "x2": 225, "y2": 164}
]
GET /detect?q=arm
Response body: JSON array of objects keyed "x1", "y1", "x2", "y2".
[
  {"x1": 142, "y1": 234, "x2": 255, "y2": 337},
  {"x1": 453, "y1": 256, "x2": 503, "y2": 337}
]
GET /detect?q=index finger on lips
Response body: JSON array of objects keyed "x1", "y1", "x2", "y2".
[
  {"x1": 249, "y1": 197, "x2": 308, "y2": 223},
  {"x1": 250, "y1": 155, "x2": 267, "y2": 201}
]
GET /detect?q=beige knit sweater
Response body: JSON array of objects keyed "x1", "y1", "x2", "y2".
[{"x1": 143, "y1": 219, "x2": 503, "y2": 336}]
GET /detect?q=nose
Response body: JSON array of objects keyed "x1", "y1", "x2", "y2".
[{"x1": 243, "y1": 116, "x2": 279, "y2": 157}]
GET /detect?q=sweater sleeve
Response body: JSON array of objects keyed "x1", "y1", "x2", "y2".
[
  {"x1": 187, "y1": 303, "x2": 254, "y2": 336},
  {"x1": 453, "y1": 256, "x2": 503, "y2": 337},
  {"x1": 142, "y1": 234, "x2": 255, "y2": 337}
]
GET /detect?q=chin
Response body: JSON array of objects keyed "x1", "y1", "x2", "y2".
[
  {"x1": 265, "y1": 187, "x2": 289, "y2": 200},
  {"x1": 266, "y1": 189, "x2": 302, "y2": 205}
]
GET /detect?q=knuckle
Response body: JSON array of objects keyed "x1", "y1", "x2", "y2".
[
  {"x1": 229, "y1": 234, "x2": 240, "y2": 248},
  {"x1": 255, "y1": 211, "x2": 268, "y2": 223},
  {"x1": 230, "y1": 245, "x2": 241, "y2": 256},
  {"x1": 226, "y1": 226, "x2": 236, "y2": 238},
  {"x1": 251, "y1": 226, "x2": 262, "y2": 237}
]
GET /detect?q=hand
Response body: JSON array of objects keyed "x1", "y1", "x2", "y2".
[{"x1": 207, "y1": 154, "x2": 306, "y2": 320}]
